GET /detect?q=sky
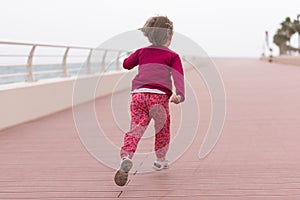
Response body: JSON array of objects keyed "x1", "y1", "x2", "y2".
[{"x1": 0, "y1": 0, "x2": 299, "y2": 57}]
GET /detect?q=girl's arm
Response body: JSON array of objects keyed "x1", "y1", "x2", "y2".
[
  {"x1": 171, "y1": 54, "x2": 185, "y2": 103},
  {"x1": 123, "y1": 49, "x2": 140, "y2": 70}
]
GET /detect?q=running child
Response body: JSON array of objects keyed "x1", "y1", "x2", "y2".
[{"x1": 114, "y1": 16, "x2": 185, "y2": 186}]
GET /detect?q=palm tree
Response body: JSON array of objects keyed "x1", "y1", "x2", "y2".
[
  {"x1": 281, "y1": 17, "x2": 296, "y2": 43},
  {"x1": 273, "y1": 16, "x2": 300, "y2": 55},
  {"x1": 280, "y1": 17, "x2": 296, "y2": 54}
]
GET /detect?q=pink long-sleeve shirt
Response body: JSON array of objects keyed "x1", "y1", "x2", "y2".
[{"x1": 123, "y1": 45, "x2": 185, "y2": 102}]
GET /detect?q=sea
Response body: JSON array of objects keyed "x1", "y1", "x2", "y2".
[
  {"x1": 0, "y1": 45, "x2": 128, "y2": 86},
  {"x1": 0, "y1": 62, "x2": 124, "y2": 85}
]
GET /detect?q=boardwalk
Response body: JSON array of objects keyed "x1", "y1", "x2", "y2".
[{"x1": 1, "y1": 58, "x2": 300, "y2": 199}]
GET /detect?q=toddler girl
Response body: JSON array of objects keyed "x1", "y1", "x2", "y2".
[{"x1": 114, "y1": 16, "x2": 185, "y2": 186}]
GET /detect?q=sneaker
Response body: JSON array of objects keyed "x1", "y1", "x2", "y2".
[
  {"x1": 114, "y1": 157, "x2": 133, "y2": 186},
  {"x1": 153, "y1": 159, "x2": 169, "y2": 171}
]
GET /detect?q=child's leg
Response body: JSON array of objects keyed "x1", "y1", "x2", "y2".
[
  {"x1": 150, "y1": 95, "x2": 170, "y2": 159},
  {"x1": 120, "y1": 93, "x2": 151, "y2": 159},
  {"x1": 154, "y1": 111, "x2": 170, "y2": 159}
]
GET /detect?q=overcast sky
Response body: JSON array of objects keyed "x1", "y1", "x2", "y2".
[{"x1": 0, "y1": 0, "x2": 299, "y2": 57}]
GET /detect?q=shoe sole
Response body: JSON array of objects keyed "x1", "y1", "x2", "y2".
[
  {"x1": 114, "y1": 170, "x2": 128, "y2": 186},
  {"x1": 114, "y1": 159, "x2": 133, "y2": 187}
]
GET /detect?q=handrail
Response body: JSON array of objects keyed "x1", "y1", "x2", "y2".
[
  {"x1": 0, "y1": 41, "x2": 123, "y2": 52},
  {"x1": 0, "y1": 41, "x2": 92, "y2": 49},
  {"x1": 0, "y1": 41, "x2": 128, "y2": 85}
]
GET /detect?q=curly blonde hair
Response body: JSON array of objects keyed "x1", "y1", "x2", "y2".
[{"x1": 139, "y1": 16, "x2": 173, "y2": 46}]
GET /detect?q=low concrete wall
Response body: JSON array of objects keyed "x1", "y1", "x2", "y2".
[{"x1": 0, "y1": 71, "x2": 136, "y2": 130}]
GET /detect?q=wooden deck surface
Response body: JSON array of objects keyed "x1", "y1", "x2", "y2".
[{"x1": 1, "y1": 58, "x2": 300, "y2": 199}]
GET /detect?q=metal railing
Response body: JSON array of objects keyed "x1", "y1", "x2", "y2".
[{"x1": 0, "y1": 41, "x2": 127, "y2": 85}]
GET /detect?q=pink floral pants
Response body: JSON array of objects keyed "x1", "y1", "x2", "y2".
[{"x1": 120, "y1": 93, "x2": 170, "y2": 159}]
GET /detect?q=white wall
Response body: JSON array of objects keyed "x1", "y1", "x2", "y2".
[{"x1": 0, "y1": 71, "x2": 136, "y2": 130}]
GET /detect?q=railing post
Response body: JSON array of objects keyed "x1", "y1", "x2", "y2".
[
  {"x1": 101, "y1": 50, "x2": 107, "y2": 72},
  {"x1": 26, "y1": 45, "x2": 36, "y2": 82},
  {"x1": 62, "y1": 47, "x2": 70, "y2": 77},
  {"x1": 116, "y1": 51, "x2": 122, "y2": 71},
  {"x1": 86, "y1": 48, "x2": 93, "y2": 74}
]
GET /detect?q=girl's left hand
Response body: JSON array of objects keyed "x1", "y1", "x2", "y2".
[{"x1": 170, "y1": 94, "x2": 181, "y2": 104}]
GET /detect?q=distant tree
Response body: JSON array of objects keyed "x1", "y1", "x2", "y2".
[
  {"x1": 273, "y1": 15, "x2": 300, "y2": 55},
  {"x1": 280, "y1": 17, "x2": 295, "y2": 45}
]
